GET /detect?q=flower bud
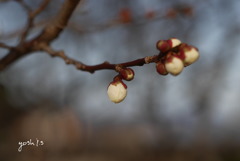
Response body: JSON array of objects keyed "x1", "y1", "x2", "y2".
[
  {"x1": 120, "y1": 68, "x2": 135, "y2": 81},
  {"x1": 156, "y1": 40, "x2": 171, "y2": 52},
  {"x1": 156, "y1": 38, "x2": 181, "y2": 52},
  {"x1": 107, "y1": 80, "x2": 127, "y2": 103},
  {"x1": 156, "y1": 61, "x2": 168, "y2": 75},
  {"x1": 165, "y1": 56, "x2": 184, "y2": 76},
  {"x1": 180, "y1": 46, "x2": 199, "y2": 66},
  {"x1": 168, "y1": 38, "x2": 181, "y2": 48}
]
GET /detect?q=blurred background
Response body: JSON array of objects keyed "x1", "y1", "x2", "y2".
[{"x1": 0, "y1": 0, "x2": 240, "y2": 160}]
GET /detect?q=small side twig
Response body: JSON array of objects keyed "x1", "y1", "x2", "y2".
[
  {"x1": 0, "y1": 0, "x2": 81, "y2": 71},
  {"x1": 19, "y1": 0, "x2": 51, "y2": 43},
  {"x1": 0, "y1": 42, "x2": 13, "y2": 50},
  {"x1": 14, "y1": 0, "x2": 31, "y2": 12}
]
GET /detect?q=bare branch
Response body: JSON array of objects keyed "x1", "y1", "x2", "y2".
[
  {"x1": 0, "y1": 0, "x2": 81, "y2": 71},
  {"x1": 19, "y1": 0, "x2": 51, "y2": 43},
  {"x1": 68, "y1": 15, "x2": 165, "y2": 34},
  {"x1": 0, "y1": 41, "x2": 33, "y2": 70},
  {"x1": 14, "y1": 0, "x2": 31, "y2": 12},
  {"x1": 35, "y1": 0, "x2": 81, "y2": 43},
  {"x1": 30, "y1": 0, "x2": 51, "y2": 18},
  {"x1": 0, "y1": 0, "x2": 191, "y2": 77},
  {"x1": 1, "y1": 18, "x2": 51, "y2": 40},
  {"x1": 40, "y1": 43, "x2": 159, "y2": 73},
  {"x1": 0, "y1": 42, "x2": 13, "y2": 49}
]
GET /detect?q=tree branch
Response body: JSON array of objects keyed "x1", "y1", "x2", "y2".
[
  {"x1": 35, "y1": 0, "x2": 80, "y2": 43},
  {"x1": 0, "y1": 0, "x2": 81, "y2": 71},
  {"x1": 0, "y1": 42, "x2": 13, "y2": 50},
  {"x1": 0, "y1": 41, "x2": 34, "y2": 70},
  {"x1": 0, "y1": 0, "x2": 172, "y2": 75},
  {"x1": 19, "y1": 0, "x2": 51, "y2": 43},
  {"x1": 14, "y1": 0, "x2": 31, "y2": 12},
  {"x1": 40, "y1": 43, "x2": 160, "y2": 73}
]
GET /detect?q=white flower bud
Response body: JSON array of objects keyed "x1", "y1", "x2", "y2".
[
  {"x1": 169, "y1": 38, "x2": 181, "y2": 48},
  {"x1": 165, "y1": 56, "x2": 184, "y2": 76},
  {"x1": 107, "y1": 80, "x2": 127, "y2": 103},
  {"x1": 182, "y1": 47, "x2": 199, "y2": 66},
  {"x1": 156, "y1": 38, "x2": 181, "y2": 52}
]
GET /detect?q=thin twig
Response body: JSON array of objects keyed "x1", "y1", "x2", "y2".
[
  {"x1": 68, "y1": 14, "x2": 165, "y2": 34},
  {"x1": 30, "y1": 0, "x2": 51, "y2": 18},
  {"x1": 0, "y1": 0, "x2": 81, "y2": 71},
  {"x1": 14, "y1": 0, "x2": 31, "y2": 12},
  {"x1": 35, "y1": 0, "x2": 81, "y2": 43},
  {"x1": 40, "y1": 43, "x2": 160, "y2": 73},
  {"x1": 19, "y1": 0, "x2": 51, "y2": 43},
  {"x1": 0, "y1": 0, "x2": 164, "y2": 73},
  {"x1": 0, "y1": 18, "x2": 52, "y2": 40},
  {"x1": 0, "y1": 42, "x2": 13, "y2": 49}
]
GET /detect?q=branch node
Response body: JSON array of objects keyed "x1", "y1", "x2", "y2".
[
  {"x1": 64, "y1": 59, "x2": 70, "y2": 64},
  {"x1": 144, "y1": 55, "x2": 159, "y2": 64},
  {"x1": 144, "y1": 56, "x2": 152, "y2": 64},
  {"x1": 115, "y1": 65, "x2": 123, "y2": 72},
  {"x1": 76, "y1": 63, "x2": 85, "y2": 70}
]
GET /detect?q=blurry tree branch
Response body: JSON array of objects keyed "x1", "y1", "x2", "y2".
[
  {"x1": 0, "y1": 19, "x2": 52, "y2": 40},
  {"x1": 0, "y1": 42, "x2": 13, "y2": 49},
  {"x1": 0, "y1": 0, "x2": 81, "y2": 71},
  {"x1": 0, "y1": 0, "x2": 169, "y2": 73},
  {"x1": 14, "y1": 0, "x2": 31, "y2": 12},
  {"x1": 1, "y1": 5, "x2": 193, "y2": 39},
  {"x1": 18, "y1": 0, "x2": 51, "y2": 43},
  {"x1": 67, "y1": 11, "x2": 165, "y2": 34},
  {"x1": 0, "y1": 0, "x2": 195, "y2": 75}
]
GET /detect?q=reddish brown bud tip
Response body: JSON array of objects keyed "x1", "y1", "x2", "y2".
[
  {"x1": 156, "y1": 40, "x2": 171, "y2": 52},
  {"x1": 156, "y1": 38, "x2": 181, "y2": 52},
  {"x1": 113, "y1": 75, "x2": 122, "y2": 81},
  {"x1": 120, "y1": 68, "x2": 135, "y2": 81},
  {"x1": 156, "y1": 61, "x2": 168, "y2": 75}
]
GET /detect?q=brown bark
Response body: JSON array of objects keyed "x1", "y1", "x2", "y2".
[{"x1": 0, "y1": 0, "x2": 81, "y2": 71}]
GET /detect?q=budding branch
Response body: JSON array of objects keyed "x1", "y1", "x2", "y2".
[
  {"x1": 40, "y1": 43, "x2": 160, "y2": 73},
  {"x1": 0, "y1": 0, "x2": 161, "y2": 73}
]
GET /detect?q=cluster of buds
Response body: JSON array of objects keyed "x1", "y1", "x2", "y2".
[
  {"x1": 156, "y1": 38, "x2": 199, "y2": 76},
  {"x1": 107, "y1": 68, "x2": 134, "y2": 103},
  {"x1": 106, "y1": 38, "x2": 199, "y2": 103}
]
